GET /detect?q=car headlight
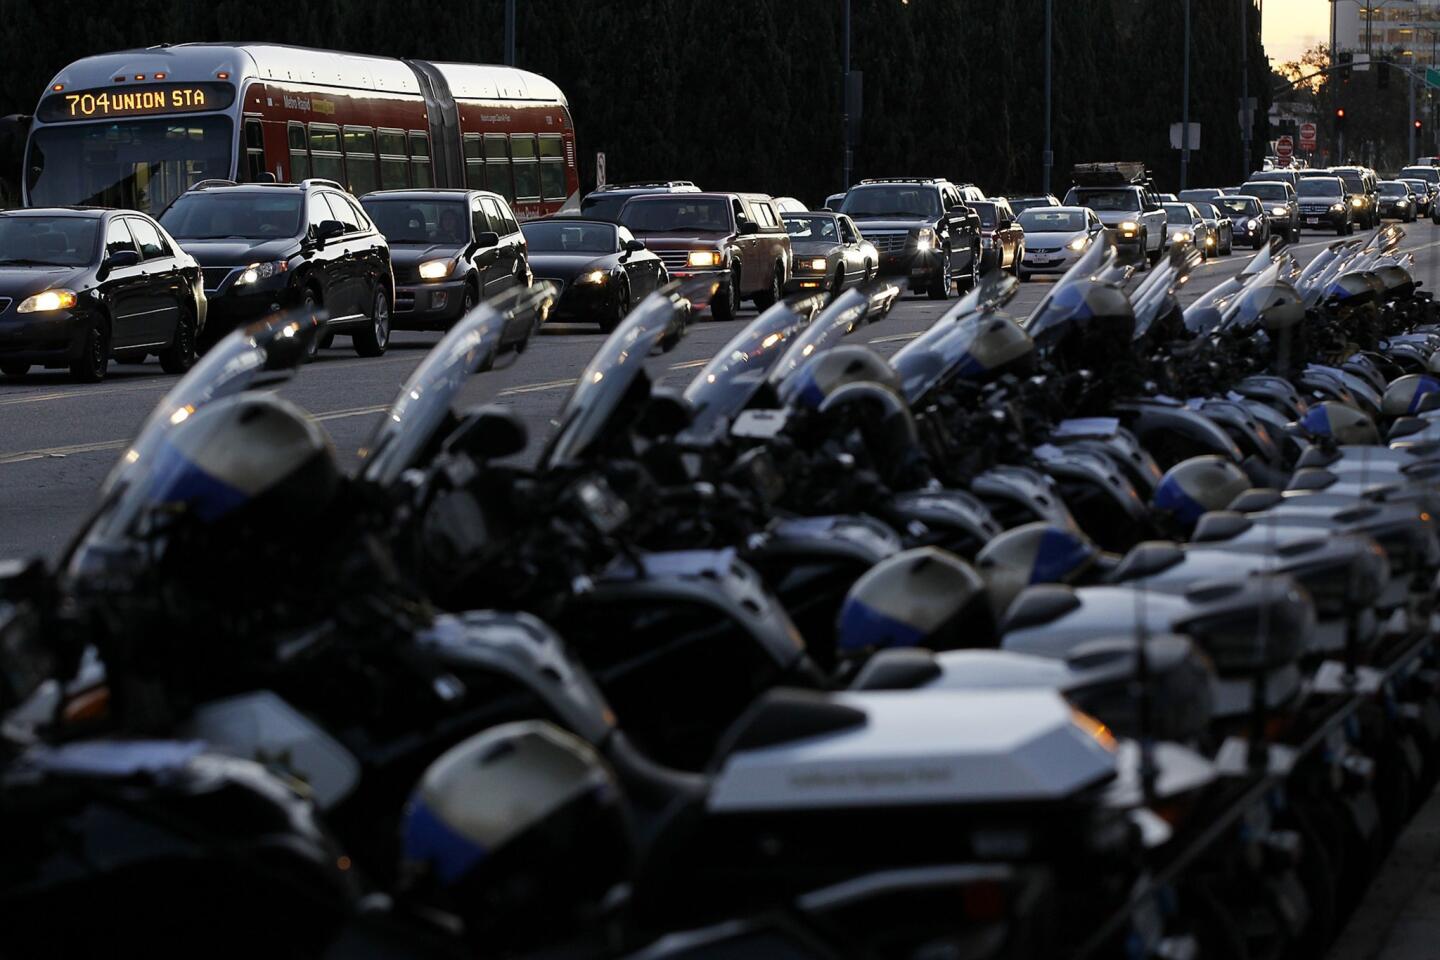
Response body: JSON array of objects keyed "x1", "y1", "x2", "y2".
[
  {"x1": 16, "y1": 289, "x2": 78, "y2": 313},
  {"x1": 578, "y1": 269, "x2": 607, "y2": 284},
  {"x1": 1246, "y1": 218, "x2": 1259, "y2": 229},
  {"x1": 687, "y1": 250, "x2": 723, "y2": 268},
  {"x1": 1118, "y1": 220, "x2": 1139, "y2": 237},
  {"x1": 1067, "y1": 235, "x2": 1088, "y2": 251},
  {"x1": 1398, "y1": 199, "x2": 1410, "y2": 207},
  {"x1": 418, "y1": 259, "x2": 454, "y2": 280},
  {"x1": 1176, "y1": 230, "x2": 1193, "y2": 243},
  {"x1": 808, "y1": 257, "x2": 828, "y2": 271},
  {"x1": 1330, "y1": 203, "x2": 1345, "y2": 212},
  {"x1": 1204, "y1": 232, "x2": 1216, "y2": 245},
  {"x1": 915, "y1": 228, "x2": 936, "y2": 252},
  {"x1": 1351, "y1": 197, "x2": 1364, "y2": 207},
  {"x1": 1271, "y1": 206, "x2": 1288, "y2": 216},
  {"x1": 234, "y1": 260, "x2": 288, "y2": 286}
]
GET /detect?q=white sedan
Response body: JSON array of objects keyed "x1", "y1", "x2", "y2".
[{"x1": 1016, "y1": 206, "x2": 1107, "y2": 281}]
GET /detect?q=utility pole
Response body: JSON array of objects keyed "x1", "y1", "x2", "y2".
[
  {"x1": 1411, "y1": 67, "x2": 1418, "y2": 160},
  {"x1": 842, "y1": 0, "x2": 852, "y2": 191},
  {"x1": 1240, "y1": 0, "x2": 1251, "y2": 179},
  {"x1": 1043, "y1": 0, "x2": 1053, "y2": 194},
  {"x1": 504, "y1": 0, "x2": 516, "y2": 66},
  {"x1": 1181, "y1": 0, "x2": 1192, "y2": 190}
]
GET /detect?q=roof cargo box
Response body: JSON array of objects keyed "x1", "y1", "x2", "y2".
[{"x1": 1071, "y1": 162, "x2": 1148, "y2": 186}]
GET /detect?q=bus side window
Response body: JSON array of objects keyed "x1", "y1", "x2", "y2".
[
  {"x1": 378, "y1": 129, "x2": 408, "y2": 189},
  {"x1": 410, "y1": 132, "x2": 433, "y2": 188},
  {"x1": 511, "y1": 134, "x2": 539, "y2": 201},
  {"x1": 484, "y1": 135, "x2": 512, "y2": 202},
  {"x1": 244, "y1": 118, "x2": 266, "y2": 183},
  {"x1": 309, "y1": 124, "x2": 343, "y2": 187},
  {"x1": 539, "y1": 134, "x2": 566, "y2": 201},
  {"x1": 343, "y1": 127, "x2": 377, "y2": 196},
  {"x1": 463, "y1": 135, "x2": 485, "y2": 190},
  {"x1": 288, "y1": 123, "x2": 310, "y2": 182}
]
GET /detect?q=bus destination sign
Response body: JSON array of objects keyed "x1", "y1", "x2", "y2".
[{"x1": 37, "y1": 82, "x2": 235, "y2": 122}]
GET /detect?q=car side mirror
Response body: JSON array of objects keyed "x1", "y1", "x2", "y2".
[
  {"x1": 948, "y1": 205, "x2": 968, "y2": 217},
  {"x1": 445, "y1": 405, "x2": 528, "y2": 460},
  {"x1": 623, "y1": 238, "x2": 646, "y2": 252},
  {"x1": 313, "y1": 220, "x2": 345, "y2": 247},
  {"x1": 476, "y1": 230, "x2": 501, "y2": 248},
  {"x1": 738, "y1": 220, "x2": 761, "y2": 236},
  {"x1": 105, "y1": 248, "x2": 141, "y2": 271},
  {"x1": 998, "y1": 217, "x2": 1013, "y2": 229}
]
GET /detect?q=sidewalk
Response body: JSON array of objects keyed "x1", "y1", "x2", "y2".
[{"x1": 1328, "y1": 784, "x2": 1440, "y2": 960}]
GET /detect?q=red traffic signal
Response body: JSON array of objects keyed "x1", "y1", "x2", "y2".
[
  {"x1": 1336, "y1": 108, "x2": 1346, "y2": 118},
  {"x1": 1416, "y1": 119, "x2": 1424, "y2": 130}
]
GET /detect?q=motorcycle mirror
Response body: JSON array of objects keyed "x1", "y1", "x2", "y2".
[
  {"x1": 1418, "y1": 391, "x2": 1440, "y2": 414},
  {"x1": 262, "y1": 308, "x2": 326, "y2": 372},
  {"x1": 1389, "y1": 416, "x2": 1430, "y2": 440},
  {"x1": 635, "y1": 388, "x2": 694, "y2": 438},
  {"x1": 444, "y1": 405, "x2": 529, "y2": 460}
]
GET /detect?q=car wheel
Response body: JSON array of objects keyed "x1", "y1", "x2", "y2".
[
  {"x1": 0, "y1": 361, "x2": 29, "y2": 379},
  {"x1": 863, "y1": 260, "x2": 874, "y2": 284},
  {"x1": 712, "y1": 266, "x2": 740, "y2": 322},
  {"x1": 1147, "y1": 233, "x2": 1162, "y2": 266},
  {"x1": 829, "y1": 266, "x2": 844, "y2": 302},
  {"x1": 599, "y1": 277, "x2": 628, "y2": 334},
  {"x1": 927, "y1": 249, "x2": 953, "y2": 300},
  {"x1": 1222, "y1": 233, "x2": 1232, "y2": 255},
  {"x1": 301, "y1": 288, "x2": 324, "y2": 363},
  {"x1": 460, "y1": 282, "x2": 478, "y2": 320},
  {"x1": 70, "y1": 320, "x2": 110, "y2": 383},
  {"x1": 159, "y1": 301, "x2": 198, "y2": 374},
  {"x1": 353, "y1": 286, "x2": 391, "y2": 357},
  {"x1": 961, "y1": 246, "x2": 979, "y2": 291},
  {"x1": 1011, "y1": 245, "x2": 1024, "y2": 275},
  {"x1": 754, "y1": 262, "x2": 782, "y2": 310}
]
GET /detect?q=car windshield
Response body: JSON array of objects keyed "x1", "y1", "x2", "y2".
[
  {"x1": 1402, "y1": 180, "x2": 1429, "y2": 194},
  {"x1": 1218, "y1": 197, "x2": 1261, "y2": 215},
  {"x1": 580, "y1": 194, "x2": 634, "y2": 221},
  {"x1": 362, "y1": 199, "x2": 470, "y2": 244},
  {"x1": 1401, "y1": 167, "x2": 1440, "y2": 183},
  {"x1": 1243, "y1": 182, "x2": 1288, "y2": 201},
  {"x1": 161, "y1": 192, "x2": 302, "y2": 240},
  {"x1": 1162, "y1": 203, "x2": 1194, "y2": 221},
  {"x1": 1009, "y1": 197, "x2": 1052, "y2": 213},
  {"x1": 970, "y1": 202, "x2": 998, "y2": 227},
  {"x1": 783, "y1": 215, "x2": 839, "y2": 241},
  {"x1": 520, "y1": 220, "x2": 617, "y2": 253},
  {"x1": 0, "y1": 215, "x2": 98, "y2": 266},
  {"x1": 1067, "y1": 188, "x2": 1141, "y2": 212},
  {"x1": 840, "y1": 185, "x2": 942, "y2": 218},
  {"x1": 1017, "y1": 209, "x2": 1086, "y2": 232},
  {"x1": 1195, "y1": 202, "x2": 1220, "y2": 218},
  {"x1": 1298, "y1": 179, "x2": 1343, "y2": 198},
  {"x1": 620, "y1": 197, "x2": 732, "y2": 233},
  {"x1": 25, "y1": 116, "x2": 234, "y2": 216},
  {"x1": 1338, "y1": 173, "x2": 1365, "y2": 193},
  {"x1": 1379, "y1": 182, "x2": 1408, "y2": 196}
]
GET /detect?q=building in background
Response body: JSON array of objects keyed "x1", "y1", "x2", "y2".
[{"x1": 1334, "y1": 1, "x2": 1440, "y2": 68}]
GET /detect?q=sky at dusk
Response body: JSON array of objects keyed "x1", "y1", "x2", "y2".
[{"x1": 1264, "y1": 0, "x2": 1331, "y2": 64}]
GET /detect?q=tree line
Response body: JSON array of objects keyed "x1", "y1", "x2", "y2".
[{"x1": 0, "y1": 0, "x2": 1271, "y2": 206}]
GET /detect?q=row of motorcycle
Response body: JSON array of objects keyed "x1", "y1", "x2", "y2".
[{"x1": 2, "y1": 225, "x2": 1440, "y2": 958}]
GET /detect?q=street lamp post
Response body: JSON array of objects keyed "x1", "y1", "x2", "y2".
[
  {"x1": 1181, "y1": 0, "x2": 1192, "y2": 190},
  {"x1": 842, "y1": 0, "x2": 852, "y2": 191},
  {"x1": 504, "y1": 0, "x2": 516, "y2": 66},
  {"x1": 1240, "y1": 0, "x2": 1251, "y2": 179},
  {"x1": 1043, "y1": 0, "x2": 1053, "y2": 195}
]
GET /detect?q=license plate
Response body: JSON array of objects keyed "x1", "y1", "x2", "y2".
[
  {"x1": 1305, "y1": 217, "x2": 1320, "y2": 224},
  {"x1": 1031, "y1": 258, "x2": 1056, "y2": 265}
]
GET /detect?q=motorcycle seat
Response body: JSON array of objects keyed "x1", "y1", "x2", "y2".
[{"x1": 848, "y1": 648, "x2": 944, "y2": 691}]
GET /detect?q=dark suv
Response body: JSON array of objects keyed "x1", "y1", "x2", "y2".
[
  {"x1": 619, "y1": 192, "x2": 791, "y2": 321},
  {"x1": 839, "y1": 178, "x2": 981, "y2": 299},
  {"x1": 581, "y1": 181, "x2": 700, "y2": 221},
  {"x1": 160, "y1": 179, "x2": 394, "y2": 355},
  {"x1": 361, "y1": 189, "x2": 528, "y2": 330}
]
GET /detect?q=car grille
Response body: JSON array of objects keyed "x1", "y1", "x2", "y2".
[
  {"x1": 1299, "y1": 203, "x2": 1334, "y2": 214},
  {"x1": 1028, "y1": 246, "x2": 1061, "y2": 255},
  {"x1": 657, "y1": 251, "x2": 695, "y2": 272},
  {"x1": 866, "y1": 231, "x2": 910, "y2": 255},
  {"x1": 392, "y1": 264, "x2": 420, "y2": 284},
  {"x1": 202, "y1": 266, "x2": 236, "y2": 292}
]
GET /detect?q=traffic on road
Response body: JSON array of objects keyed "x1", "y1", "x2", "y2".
[{"x1": 8, "y1": 38, "x2": 1440, "y2": 960}]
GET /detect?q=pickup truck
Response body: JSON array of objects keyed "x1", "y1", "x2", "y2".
[{"x1": 1062, "y1": 162, "x2": 1168, "y2": 266}]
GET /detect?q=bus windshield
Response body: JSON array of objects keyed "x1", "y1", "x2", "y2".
[{"x1": 25, "y1": 116, "x2": 233, "y2": 216}]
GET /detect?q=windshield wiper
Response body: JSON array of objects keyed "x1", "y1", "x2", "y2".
[{"x1": 0, "y1": 258, "x2": 64, "y2": 266}]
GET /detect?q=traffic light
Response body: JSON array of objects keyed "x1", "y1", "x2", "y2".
[
  {"x1": 1378, "y1": 58, "x2": 1390, "y2": 89},
  {"x1": 1417, "y1": 119, "x2": 1424, "y2": 134},
  {"x1": 1337, "y1": 107, "x2": 1347, "y2": 128},
  {"x1": 1339, "y1": 50, "x2": 1354, "y2": 81}
]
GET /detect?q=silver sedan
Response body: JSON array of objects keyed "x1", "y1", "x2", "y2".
[
  {"x1": 1015, "y1": 205, "x2": 1106, "y2": 281},
  {"x1": 782, "y1": 211, "x2": 878, "y2": 298},
  {"x1": 1192, "y1": 200, "x2": 1234, "y2": 256}
]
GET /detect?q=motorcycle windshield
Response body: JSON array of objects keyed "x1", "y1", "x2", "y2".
[
  {"x1": 766, "y1": 289, "x2": 870, "y2": 393},
  {"x1": 683, "y1": 300, "x2": 816, "y2": 440},
  {"x1": 65, "y1": 311, "x2": 320, "y2": 577},
  {"x1": 542, "y1": 291, "x2": 685, "y2": 468},
  {"x1": 360, "y1": 287, "x2": 544, "y2": 483},
  {"x1": 1215, "y1": 263, "x2": 1285, "y2": 333},
  {"x1": 1021, "y1": 232, "x2": 1117, "y2": 337},
  {"x1": 891, "y1": 273, "x2": 1020, "y2": 404}
]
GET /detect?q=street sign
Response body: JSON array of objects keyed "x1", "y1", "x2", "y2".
[
  {"x1": 1299, "y1": 123, "x2": 1317, "y2": 149},
  {"x1": 1169, "y1": 122, "x2": 1202, "y2": 150},
  {"x1": 1277, "y1": 135, "x2": 1294, "y2": 158},
  {"x1": 595, "y1": 152, "x2": 606, "y2": 189},
  {"x1": 1427, "y1": 67, "x2": 1440, "y2": 90}
]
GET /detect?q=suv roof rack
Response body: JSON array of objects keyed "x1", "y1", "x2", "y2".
[
  {"x1": 595, "y1": 180, "x2": 698, "y2": 192},
  {"x1": 858, "y1": 177, "x2": 946, "y2": 185},
  {"x1": 187, "y1": 179, "x2": 239, "y2": 192},
  {"x1": 1071, "y1": 162, "x2": 1150, "y2": 187},
  {"x1": 300, "y1": 178, "x2": 345, "y2": 191}
]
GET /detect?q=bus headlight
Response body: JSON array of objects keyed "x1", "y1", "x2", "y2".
[
  {"x1": 16, "y1": 289, "x2": 77, "y2": 313},
  {"x1": 418, "y1": 259, "x2": 454, "y2": 280}
]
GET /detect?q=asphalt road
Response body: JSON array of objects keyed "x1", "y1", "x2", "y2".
[{"x1": 4, "y1": 223, "x2": 1440, "y2": 564}]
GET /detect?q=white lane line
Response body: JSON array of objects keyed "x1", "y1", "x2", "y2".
[
  {"x1": 0, "y1": 438, "x2": 129, "y2": 465},
  {"x1": 869, "y1": 332, "x2": 920, "y2": 344},
  {"x1": 314, "y1": 404, "x2": 391, "y2": 422},
  {"x1": 668, "y1": 358, "x2": 710, "y2": 369},
  {"x1": 498, "y1": 377, "x2": 577, "y2": 396}
]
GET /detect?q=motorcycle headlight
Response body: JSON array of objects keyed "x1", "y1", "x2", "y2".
[
  {"x1": 687, "y1": 250, "x2": 723, "y2": 268},
  {"x1": 1067, "y1": 235, "x2": 1088, "y2": 251},
  {"x1": 418, "y1": 258, "x2": 454, "y2": 280},
  {"x1": 235, "y1": 260, "x2": 288, "y2": 286},
  {"x1": 1271, "y1": 206, "x2": 1288, "y2": 216},
  {"x1": 578, "y1": 269, "x2": 607, "y2": 284},
  {"x1": 915, "y1": 228, "x2": 936, "y2": 252},
  {"x1": 16, "y1": 289, "x2": 78, "y2": 313},
  {"x1": 808, "y1": 257, "x2": 829, "y2": 271}
]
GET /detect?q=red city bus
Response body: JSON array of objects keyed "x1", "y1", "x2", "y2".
[{"x1": 23, "y1": 43, "x2": 579, "y2": 219}]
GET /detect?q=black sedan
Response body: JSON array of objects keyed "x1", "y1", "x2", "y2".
[
  {"x1": 520, "y1": 218, "x2": 666, "y2": 331},
  {"x1": 0, "y1": 208, "x2": 205, "y2": 382},
  {"x1": 782, "y1": 211, "x2": 878, "y2": 298}
]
